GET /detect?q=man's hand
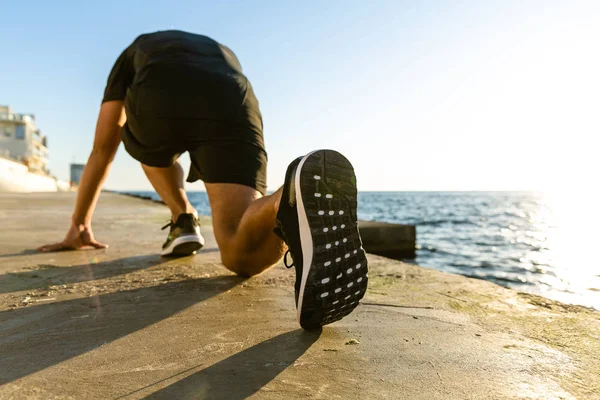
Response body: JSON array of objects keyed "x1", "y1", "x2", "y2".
[
  {"x1": 37, "y1": 101, "x2": 123, "y2": 254},
  {"x1": 37, "y1": 224, "x2": 108, "y2": 252}
]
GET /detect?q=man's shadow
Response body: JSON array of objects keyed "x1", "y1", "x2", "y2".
[
  {"x1": 0, "y1": 252, "x2": 221, "y2": 295},
  {"x1": 0, "y1": 254, "x2": 165, "y2": 295},
  {"x1": 0, "y1": 275, "x2": 242, "y2": 385},
  {"x1": 141, "y1": 329, "x2": 321, "y2": 400},
  {"x1": 0, "y1": 249, "x2": 39, "y2": 259}
]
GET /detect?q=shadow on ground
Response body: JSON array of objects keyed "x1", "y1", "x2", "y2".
[
  {"x1": 0, "y1": 249, "x2": 39, "y2": 259},
  {"x1": 0, "y1": 275, "x2": 243, "y2": 385},
  {"x1": 0, "y1": 254, "x2": 198, "y2": 294},
  {"x1": 142, "y1": 329, "x2": 321, "y2": 400},
  {"x1": 0, "y1": 254, "x2": 165, "y2": 294}
]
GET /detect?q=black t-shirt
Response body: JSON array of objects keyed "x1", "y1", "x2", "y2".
[{"x1": 102, "y1": 30, "x2": 244, "y2": 104}]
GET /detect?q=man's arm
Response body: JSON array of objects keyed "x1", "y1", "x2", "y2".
[
  {"x1": 72, "y1": 100, "x2": 125, "y2": 226},
  {"x1": 38, "y1": 100, "x2": 125, "y2": 252}
]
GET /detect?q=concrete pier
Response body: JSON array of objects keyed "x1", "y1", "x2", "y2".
[
  {"x1": 359, "y1": 220, "x2": 416, "y2": 259},
  {"x1": 0, "y1": 192, "x2": 598, "y2": 399}
]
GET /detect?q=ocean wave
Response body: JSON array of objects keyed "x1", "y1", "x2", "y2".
[
  {"x1": 487, "y1": 210, "x2": 529, "y2": 220},
  {"x1": 479, "y1": 261, "x2": 497, "y2": 268},
  {"x1": 473, "y1": 240, "x2": 506, "y2": 247},
  {"x1": 446, "y1": 262, "x2": 479, "y2": 270},
  {"x1": 415, "y1": 246, "x2": 458, "y2": 257},
  {"x1": 513, "y1": 240, "x2": 545, "y2": 252},
  {"x1": 417, "y1": 219, "x2": 477, "y2": 227},
  {"x1": 464, "y1": 273, "x2": 535, "y2": 286}
]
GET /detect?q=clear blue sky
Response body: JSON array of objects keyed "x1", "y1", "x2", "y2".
[{"x1": 1, "y1": 0, "x2": 597, "y2": 191}]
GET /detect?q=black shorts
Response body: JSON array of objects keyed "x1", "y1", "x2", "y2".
[{"x1": 121, "y1": 64, "x2": 267, "y2": 195}]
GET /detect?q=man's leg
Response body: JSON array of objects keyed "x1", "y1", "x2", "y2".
[
  {"x1": 205, "y1": 183, "x2": 286, "y2": 277},
  {"x1": 142, "y1": 161, "x2": 197, "y2": 220}
]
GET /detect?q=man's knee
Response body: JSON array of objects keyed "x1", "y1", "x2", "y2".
[
  {"x1": 221, "y1": 251, "x2": 259, "y2": 277},
  {"x1": 221, "y1": 242, "x2": 280, "y2": 277}
]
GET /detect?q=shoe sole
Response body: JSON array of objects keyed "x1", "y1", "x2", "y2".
[
  {"x1": 295, "y1": 150, "x2": 368, "y2": 330},
  {"x1": 161, "y1": 234, "x2": 205, "y2": 257}
]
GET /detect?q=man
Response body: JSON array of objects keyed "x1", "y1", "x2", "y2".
[{"x1": 38, "y1": 30, "x2": 368, "y2": 329}]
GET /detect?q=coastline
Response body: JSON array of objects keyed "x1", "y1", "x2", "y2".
[
  {"x1": 0, "y1": 191, "x2": 598, "y2": 398},
  {"x1": 115, "y1": 189, "x2": 599, "y2": 311}
]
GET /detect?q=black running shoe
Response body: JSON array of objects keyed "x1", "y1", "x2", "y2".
[
  {"x1": 161, "y1": 213, "x2": 205, "y2": 257},
  {"x1": 275, "y1": 150, "x2": 368, "y2": 330}
]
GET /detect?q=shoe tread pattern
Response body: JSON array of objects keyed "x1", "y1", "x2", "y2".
[{"x1": 298, "y1": 150, "x2": 368, "y2": 329}]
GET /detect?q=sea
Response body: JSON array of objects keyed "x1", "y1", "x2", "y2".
[{"x1": 125, "y1": 190, "x2": 600, "y2": 310}]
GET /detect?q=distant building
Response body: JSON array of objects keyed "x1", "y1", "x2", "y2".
[
  {"x1": 70, "y1": 163, "x2": 85, "y2": 185},
  {"x1": 0, "y1": 105, "x2": 49, "y2": 174}
]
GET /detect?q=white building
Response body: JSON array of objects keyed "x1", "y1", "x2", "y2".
[{"x1": 0, "y1": 105, "x2": 49, "y2": 174}]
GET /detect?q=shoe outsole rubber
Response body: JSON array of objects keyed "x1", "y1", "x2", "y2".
[
  {"x1": 295, "y1": 150, "x2": 368, "y2": 330},
  {"x1": 161, "y1": 235, "x2": 204, "y2": 257}
]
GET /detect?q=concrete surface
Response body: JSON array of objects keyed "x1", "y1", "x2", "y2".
[
  {"x1": 358, "y1": 220, "x2": 416, "y2": 259},
  {"x1": 0, "y1": 192, "x2": 598, "y2": 400}
]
